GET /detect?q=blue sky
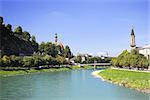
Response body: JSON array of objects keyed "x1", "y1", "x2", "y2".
[{"x1": 0, "y1": 0, "x2": 149, "y2": 56}]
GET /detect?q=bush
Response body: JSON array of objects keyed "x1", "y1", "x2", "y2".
[
  {"x1": 1, "y1": 55, "x2": 11, "y2": 67},
  {"x1": 56, "y1": 55, "x2": 67, "y2": 65},
  {"x1": 10, "y1": 55, "x2": 23, "y2": 67},
  {"x1": 23, "y1": 56, "x2": 34, "y2": 67},
  {"x1": 33, "y1": 56, "x2": 43, "y2": 67},
  {"x1": 111, "y1": 49, "x2": 149, "y2": 69}
]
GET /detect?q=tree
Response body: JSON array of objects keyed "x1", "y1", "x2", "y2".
[
  {"x1": 88, "y1": 56, "x2": 102, "y2": 63},
  {"x1": 74, "y1": 55, "x2": 82, "y2": 63},
  {"x1": 0, "y1": 16, "x2": 3, "y2": 25},
  {"x1": 14, "y1": 26, "x2": 22, "y2": 33},
  {"x1": 1, "y1": 55, "x2": 11, "y2": 67},
  {"x1": 39, "y1": 42, "x2": 58, "y2": 57},
  {"x1": 50, "y1": 44, "x2": 58, "y2": 57},
  {"x1": 39, "y1": 42, "x2": 46, "y2": 53},
  {"x1": 10, "y1": 55, "x2": 22, "y2": 67},
  {"x1": 64, "y1": 45, "x2": 72, "y2": 59},
  {"x1": 14, "y1": 26, "x2": 23, "y2": 38},
  {"x1": 31, "y1": 35, "x2": 39, "y2": 52},
  {"x1": 23, "y1": 31, "x2": 31, "y2": 41},
  {"x1": 56, "y1": 55, "x2": 67, "y2": 65},
  {"x1": 33, "y1": 56, "x2": 43, "y2": 67},
  {"x1": 111, "y1": 57, "x2": 119, "y2": 67},
  {"x1": 111, "y1": 49, "x2": 149, "y2": 69},
  {"x1": 23, "y1": 56, "x2": 34, "y2": 68},
  {"x1": 43, "y1": 54, "x2": 53, "y2": 65},
  {"x1": 6, "y1": 24, "x2": 12, "y2": 33}
]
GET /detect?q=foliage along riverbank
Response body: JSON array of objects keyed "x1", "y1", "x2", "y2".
[
  {"x1": 0, "y1": 66, "x2": 105, "y2": 77},
  {"x1": 98, "y1": 68, "x2": 150, "y2": 94}
]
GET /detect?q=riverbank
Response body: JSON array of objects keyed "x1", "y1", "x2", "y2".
[
  {"x1": 92, "y1": 68, "x2": 150, "y2": 94},
  {"x1": 0, "y1": 68, "x2": 70, "y2": 77},
  {"x1": 0, "y1": 66, "x2": 104, "y2": 77}
]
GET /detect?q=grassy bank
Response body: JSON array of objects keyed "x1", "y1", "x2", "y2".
[
  {"x1": 0, "y1": 66, "x2": 97, "y2": 77},
  {"x1": 0, "y1": 68, "x2": 71, "y2": 77},
  {"x1": 99, "y1": 68, "x2": 150, "y2": 93}
]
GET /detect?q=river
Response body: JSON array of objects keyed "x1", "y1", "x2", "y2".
[{"x1": 0, "y1": 68, "x2": 149, "y2": 100}]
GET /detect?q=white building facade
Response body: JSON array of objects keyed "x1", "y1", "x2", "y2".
[{"x1": 138, "y1": 44, "x2": 150, "y2": 60}]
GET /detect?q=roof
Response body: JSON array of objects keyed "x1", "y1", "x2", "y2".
[
  {"x1": 138, "y1": 44, "x2": 150, "y2": 50},
  {"x1": 131, "y1": 28, "x2": 135, "y2": 35}
]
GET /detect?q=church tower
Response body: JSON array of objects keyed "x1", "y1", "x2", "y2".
[
  {"x1": 55, "y1": 33, "x2": 58, "y2": 45},
  {"x1": 130, "y1": 28, "x2": 136, "y2": 49}
]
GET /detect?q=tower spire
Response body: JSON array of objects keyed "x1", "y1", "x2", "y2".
[{"x1": 131, "y1": 27, "x2": 135, "y2": 35}]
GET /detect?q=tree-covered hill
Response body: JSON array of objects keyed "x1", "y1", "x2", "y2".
[{"x1": 0, "y1": 16, "x2": 38, "y2": 56}]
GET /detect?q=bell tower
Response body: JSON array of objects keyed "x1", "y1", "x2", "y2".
[
  {"x1": 55, "y1": 33, "x2": 58, "y2": 45},
  {"x1": 130, "y1": 28, "x2": 136, "y2": 50}
]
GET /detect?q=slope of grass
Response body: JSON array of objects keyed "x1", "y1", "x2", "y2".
[{"x1": 99, "y1": 69, "x2": 150, "y2": 93}]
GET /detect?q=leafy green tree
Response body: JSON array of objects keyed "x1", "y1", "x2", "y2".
[
  {"x1": 14, "y1": 26, "x2": 22, "y2": 33},
  {"x1": 1, "y1": 55, "x2": 11, "y2": 67},
  {"x1": 64, "y1": 45, "x2": 72, "y2": 59},
  {"x1": 23, "y1": 31, "x2": 31, "y2": 41},
  {"x1": 111, "y1": 49, "x2": 149, "y2": 69},
  {"x1": 75, "y1": 55, "x2": 82, "y2": 63},
  {"x1": 31, "y1": 35, "x2": 39, "y2": 52},
  {"x1": 39, "y1": 42, "x2": 46, "y2": 53},
  {"x1": 14, "y1": 26, "x2": 23, "y2": 38},
  {"x1": 56, "y1": 55, "x2": 67, "y2": 65},
  {"x1": 10, "y1": 55, "x2": 22, "y2": 67},
  {"x1": 6, "y1": 24, "x2": 12, "y2": 33},
  {"x1": 130, "y1": 49, "x2": 138, "y2": 55},
  {"x1": 33, "y1": 56, "x2": 43, "y2": 67},
  {"x1": 23, "y1": 56, "x2": 34, "y2": 67},
  {"x1": 43, "y1": 54, "x2": 53, "y2": 65},
  {"x1": 39, "y1": 42, "x2": 58, "y2": 57},
  {"x1": 88, "y1": 56, "x2": 102, "y2": 63}
]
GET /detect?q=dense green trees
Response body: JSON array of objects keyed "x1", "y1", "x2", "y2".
[
  {"x1": 0, "y1": 16, "x2": 73, "y2": 69},
  {"x1": 74, "y1": 55, "x2": 111, "y2": 64},
  {"x1": 111, "y1": 49, "x2": 149, "y2": 69},
  {"x1": 39, "y1": 42, "x2": 72, "y2": 58},
  {"x1": 0, "y1": 55, "x2": 68, "y2": 68}
]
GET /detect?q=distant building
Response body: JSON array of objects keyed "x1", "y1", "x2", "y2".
[
  {"x1": 77, "y1": 53, "x2": 91, "y2": 62},
  {"x1": 138, "y1": 44, "x2": 150, "y2": 59}
]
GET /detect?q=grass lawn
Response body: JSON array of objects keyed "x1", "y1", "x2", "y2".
[{"x1": 99, "y1": 68, "x2": 150, "y2": 93}]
